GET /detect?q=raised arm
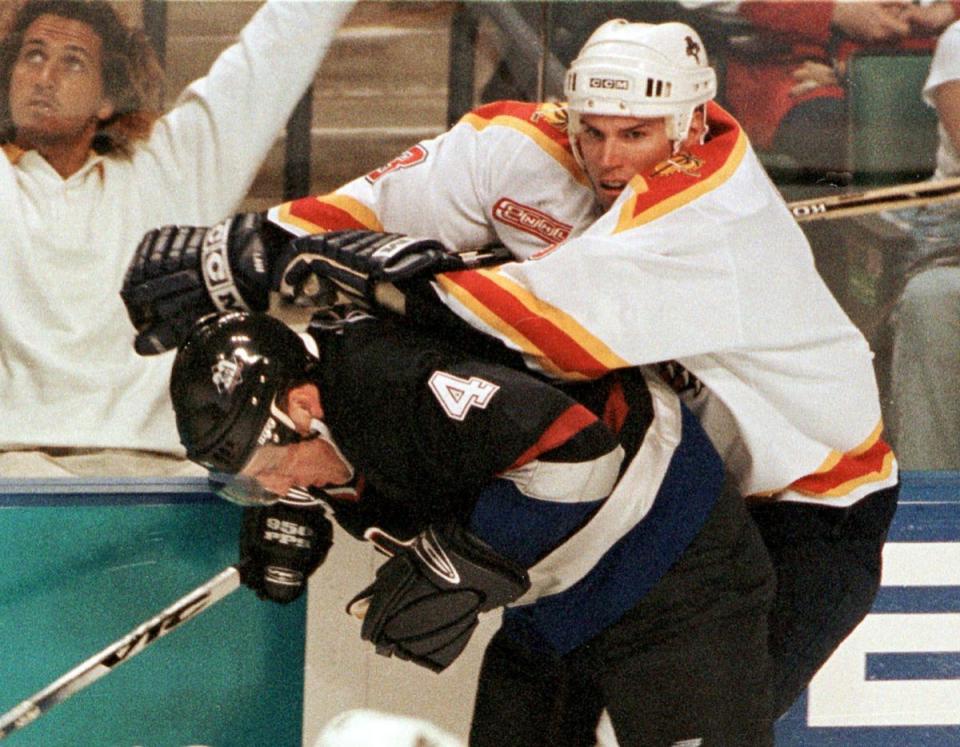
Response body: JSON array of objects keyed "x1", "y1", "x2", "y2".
[{"x1": 138, "y1": 0, "x2": 355, "y2": 224}]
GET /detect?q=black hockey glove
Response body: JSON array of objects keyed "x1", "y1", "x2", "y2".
[
  {"x1": 121, "y1": 213, "x2": 273, "y2": 355},
  {"x1": 238, "y1": 500, "x2": 334, "y2": 604},
  {"x1": 346, "y1": 521, "x2": 529, "y2": 672},
  {"x1": 275, "y1": 229, "x2": 510, "y2": 309}
]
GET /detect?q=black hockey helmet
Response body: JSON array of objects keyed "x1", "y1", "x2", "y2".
[{"x1": 170, "y1": 311, "x2": 317, "y2": 475}]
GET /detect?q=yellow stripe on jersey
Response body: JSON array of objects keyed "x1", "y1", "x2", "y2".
[
  {"x1": 437, "y1": 273, "x2": 570, "y2": 379},
  {"x1": 436, "y1": 268, "x2": 630, "y2": 380},
  {"x1": 848, "y1": 421, "x2": 886, "y2": 457},
  {"x1": 461, "y1": 110, "x2": 589, "y2": 187},
  {"x1": 814, "y1": 450, "x2": 897, "y2": 498},
  {"x1": 789, "y1": 421, "x2": 896, "y2": 498},
  {"x1": 273, "y1": 194, "x2": 383, "y2": 236},
  {"x1": 614, "y1": 128, "x2": 749, "y2": 233}
]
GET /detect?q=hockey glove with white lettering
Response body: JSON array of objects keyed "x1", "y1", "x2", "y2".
[
  {"x1": 346, "y1": 521, "x2": 529, "y2": 672},
  {"x1": 121, "y1": 213, "x2": 273, "y2": 355},
  {"x1": 276, "y1": 230, "x2": 510, "y2": 309},
  {"x1": 239, "y1": 500, "x2": 334, "y2": 604}
]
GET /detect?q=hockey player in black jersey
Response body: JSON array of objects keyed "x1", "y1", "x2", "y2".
[{"x1": 170, "y1": 309, "x2": 775, "y2": 746}]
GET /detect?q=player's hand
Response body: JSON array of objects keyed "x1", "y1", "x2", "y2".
[
  {"x1": 274, "y1": 230, "x2": 483, "y2": 309},
  {"x1": 121, "y1": 213, "x2": 272, "y2": 355},
  {"x1": 346, "y1": 521, "x2": 529, "y2": 672},
  {"x1": 238, "y1": 500, "x2": 334, "y2": 604}
]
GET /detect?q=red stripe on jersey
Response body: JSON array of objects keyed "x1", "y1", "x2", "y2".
[
  {"x1": 621, "y1": 103, "x2": 744, "y2": 225},
  {"x1": 469, "y1": 100, "x2": 573, "y2": 151},
  {"x1": 286, "y1": 197, "x2": 370, "y2": 232},
  {"x1": 444, "y1": 269, "x2": 613, "y2": 378},
  {"x1": 506, "y1": 403, "x2": 599, "y2": 471},
  {"x1": 602, "y1": 377, "x2": 629, "y2": 436},
  {"x1": 790, "y1": 437, "x2": 894, "y2": 497}
]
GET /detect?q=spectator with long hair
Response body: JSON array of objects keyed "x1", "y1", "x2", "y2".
[{"x1": 0, "y1": 0, "x2": 354, "y2": 477}]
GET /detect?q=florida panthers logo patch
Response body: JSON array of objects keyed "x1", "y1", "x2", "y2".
[
  {"x1": 651, "y1": 153, "x2": 705, "y2": 179},
  {"x1": 530, "y1": 102, "x2": 570, "y2": 134}
]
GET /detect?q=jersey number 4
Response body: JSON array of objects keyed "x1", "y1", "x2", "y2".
[{"x1": 429, "y1": 371, "x2": 500, "y2": 421}]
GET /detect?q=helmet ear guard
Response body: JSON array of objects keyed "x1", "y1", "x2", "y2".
[
  {"x1": 564, "y1": 19, "x2": 717, "y2": 159},
  {"x1": 170, "y1": 311, "x2": 318, "y2": 475}
]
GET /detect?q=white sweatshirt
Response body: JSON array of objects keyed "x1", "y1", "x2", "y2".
[{"x1": 0, "y1": 0, "x2": 354, "y2": 455}]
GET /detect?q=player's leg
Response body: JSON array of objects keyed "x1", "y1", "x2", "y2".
[
  {"x1": 579, "y1": 484, "x2": 776, "y2": 746},
  {"x1": 889, "y1": 265, "x2": 960, "y2": 470},
  {"x1": 469, "y1": 628, "x2": 602, "y2": 747},
  {"x1": 749, "y1": 482, "x2": 900, "y2": 716},
  {"x1": 591, "y1": 612, "x2": 773, "y2": 746}
]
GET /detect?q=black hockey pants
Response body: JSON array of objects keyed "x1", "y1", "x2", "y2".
[
  {"x1": 749, "y1": 481, "x2": 900, "y2": 716},
  {"x1": 469, "y1": 484, "x2": 776, "y2": 747}
]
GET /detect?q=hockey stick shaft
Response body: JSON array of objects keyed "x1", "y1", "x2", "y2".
[
  {"x1": 788, "y1": 175, "x2": 960, "y2": 221},
  {"x1": 0, "y1": 565, "x2": 241, "y2": 741}
]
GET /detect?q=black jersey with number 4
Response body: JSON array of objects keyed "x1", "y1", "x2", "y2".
[{"x1": 308, "y1": 315, "x2": 724, "y2": 655}]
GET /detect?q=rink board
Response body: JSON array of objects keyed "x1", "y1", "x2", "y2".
[
  {"x1": 2, "y1": 473, "x2": 959, "y2": 746},
  {"x1": 0, "y1": 478, "x2": 305, "y2": 747},
  {"x1": 778, "y1": 471, "x2": 960, "y2": 745}
]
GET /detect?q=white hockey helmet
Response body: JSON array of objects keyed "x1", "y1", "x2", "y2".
[{"x1": 564, "y1": 19, "x2": 717, "y2": 146}]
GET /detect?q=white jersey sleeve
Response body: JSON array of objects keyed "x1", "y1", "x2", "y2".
[
  {"x1": 136, "y1": 0, "x2": 355, "y2": 225},
  {"x1": 268, "y1": 101, "x2": 598, "y2": 260}
]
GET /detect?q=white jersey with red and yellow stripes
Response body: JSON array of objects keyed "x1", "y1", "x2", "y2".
[
  {"x1": 269, "y1": 101, "x2": 599, "y2": 258},
  {"x1": 269, "y1": 100, "x2": 896, "y2": 507}
]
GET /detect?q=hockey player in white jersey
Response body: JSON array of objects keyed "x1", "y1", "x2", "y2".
[{"x1": 121, "y1": 18, "x2": 899, "y2": 721}]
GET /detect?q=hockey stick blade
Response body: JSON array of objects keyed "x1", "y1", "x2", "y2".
[
  {"x1": 788, "y1": 175, "x2": 960, "y2": 222},
  {"x1": 0, "y1": 565, "x2": 241, "y2": 741}
]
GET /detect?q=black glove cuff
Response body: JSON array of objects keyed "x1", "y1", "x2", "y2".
[
  {"x1": 202, "y1": 214, "x2": 272, "y2": 313},
  {"x1": 423, "y1": 521, "x2": 530, "y2": 611}
]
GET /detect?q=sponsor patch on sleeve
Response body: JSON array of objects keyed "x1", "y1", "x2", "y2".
[{"x1": 492, "y1": 197, "x2": 572, "y2": 244}]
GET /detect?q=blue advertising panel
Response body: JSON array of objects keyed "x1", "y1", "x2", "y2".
[{"x1": 777, "y1": 471, "x2": 960, "y2": 746}]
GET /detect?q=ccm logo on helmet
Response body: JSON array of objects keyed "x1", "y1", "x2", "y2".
[{"x1": 589, "y1": 77, "x2": 630, "y2": 90}]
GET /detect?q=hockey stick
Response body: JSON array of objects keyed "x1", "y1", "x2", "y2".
[
  {"x1": 0, "y1": 565, "x2": 241, "y2": 741},
  {"x1": 788, "y1": 175, "x2": 960, "y2": 222}
]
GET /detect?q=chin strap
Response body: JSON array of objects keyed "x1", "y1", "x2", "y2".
[{"x1": 308, "y1": 418, "x2": 355, "y2": 483}]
